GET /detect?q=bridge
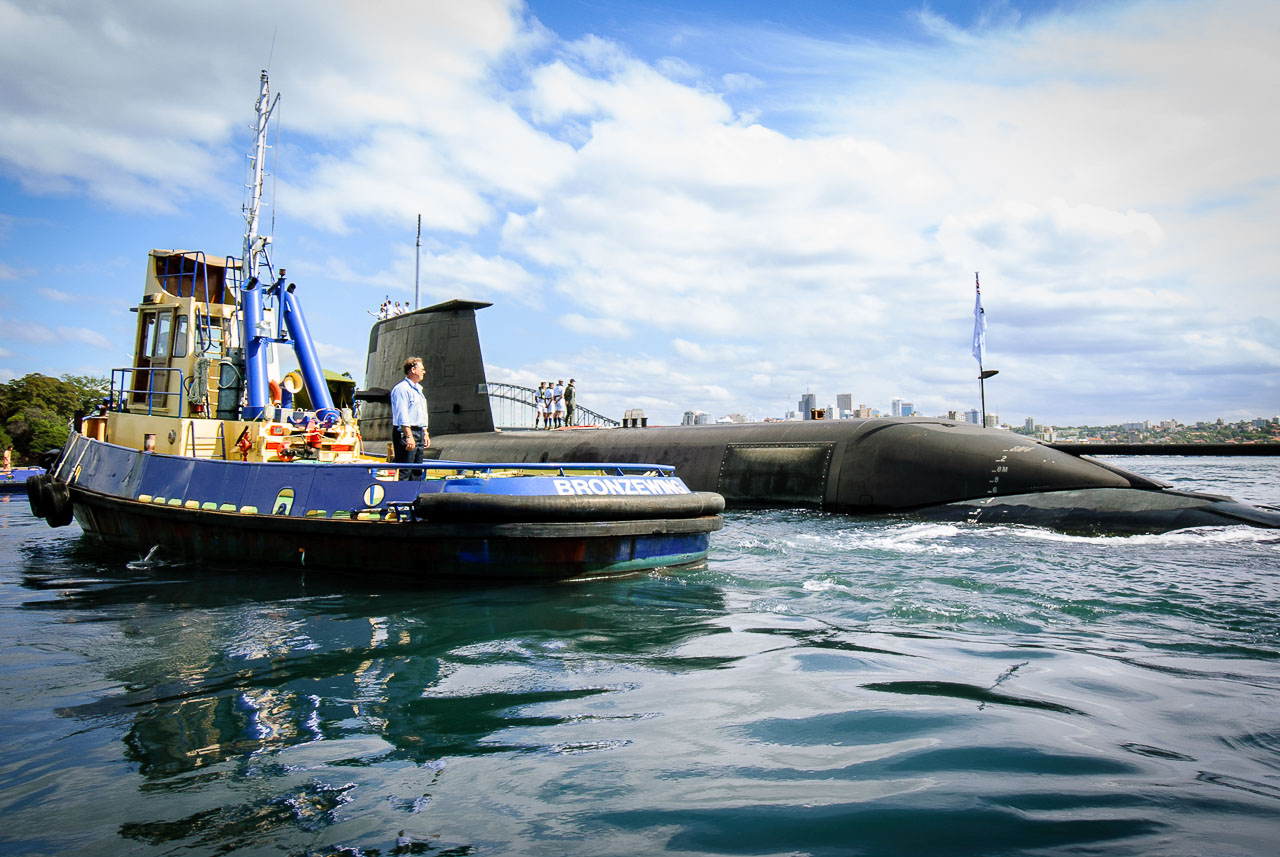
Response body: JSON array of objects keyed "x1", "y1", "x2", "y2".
[{"x1": 480, "y1": 382, "x2": 620, "y2": 431}]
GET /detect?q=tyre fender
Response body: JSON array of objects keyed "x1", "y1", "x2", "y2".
[
  {"x1": 44, "y1": 481, "x2": 74, "y2": 528},
  {"x1": 27, "y1": 474, "x2": 49, "y2": 518}
]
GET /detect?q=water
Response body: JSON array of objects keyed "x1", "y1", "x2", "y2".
[{"x1": 2, "y1": 457, "x2": 1279, "y2": 856}]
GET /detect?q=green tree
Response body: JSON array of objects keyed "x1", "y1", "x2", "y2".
[
  {"x1": 5, "y1": 404, "x2": 67, "y2": 456},
  {"x1": 0, "y1": 373, "x2": 109, "y2": 460}
]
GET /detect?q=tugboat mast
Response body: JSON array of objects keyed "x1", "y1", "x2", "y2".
[
  {"x1": 243, "y1": 70, "x2": 277, "y2": 282},
  {"x1": 240, "y1": 70, "x2": 280, "y2": 420},
  {"x1": 237, "y1": 71, "x2": 339, "y2": 424}
]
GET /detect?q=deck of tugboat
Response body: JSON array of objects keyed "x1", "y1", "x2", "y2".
[{"x1": 54, "y1": 433, "x2": 709, "y2": 519}]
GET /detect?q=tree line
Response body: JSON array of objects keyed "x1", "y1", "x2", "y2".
[{"x1": 0, "y1": 374, "x2": 110, "y2": 464}]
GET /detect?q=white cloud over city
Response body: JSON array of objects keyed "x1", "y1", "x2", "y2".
[{"x1": 0, "y1": 0, "x2": 1276, "y2": 425}]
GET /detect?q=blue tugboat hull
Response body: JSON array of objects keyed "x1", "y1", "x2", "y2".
[
  {"x1": 44, "y1": 434, "x2": 723, "y2": 582},
  {"x1": 0, "y1": 467, "x2": 45, "y2": 493}
]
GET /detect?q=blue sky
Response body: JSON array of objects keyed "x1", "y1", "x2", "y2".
[{"x1": 1, "y1": 0, "x2": 1277, "y2": 426}]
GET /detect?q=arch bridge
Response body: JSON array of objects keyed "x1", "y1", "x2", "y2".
[{"x1": 481, "y1": 382, "x2": 620, "y2": 431}]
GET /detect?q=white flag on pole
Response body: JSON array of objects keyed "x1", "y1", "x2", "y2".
[{"x1": 971, "y1": 273, "x2": 986, "y2": 366}]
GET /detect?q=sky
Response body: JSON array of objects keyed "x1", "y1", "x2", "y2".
[{"x1": 1, "y1": 0, "x2": 1277, "y2": 427}]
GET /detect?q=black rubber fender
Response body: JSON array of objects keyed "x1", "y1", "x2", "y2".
[
  {"x1": 412, "y1": 490, "x2": 726, "y2": 523},
  {"x1": 27, "y1": 474, "x2": 49, "y2": 518},
  {"x1": 44, "y1": 480, "x2": 74, "y2": 528}
]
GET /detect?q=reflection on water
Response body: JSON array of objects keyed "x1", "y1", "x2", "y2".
[
  {"x1": 50, "y1": 566, "x2": 730, "y2": 778},
  {"x1": 2, "y1": 458, "x2": 1280, "y2": 856}
]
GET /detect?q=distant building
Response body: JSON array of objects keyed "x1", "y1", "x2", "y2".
[
  {"x1": 682, "y1": 410, "x2": 711, "y2": 426},
  {"x1": 984, "y1": 413, "x2": 999, "y2": 428},
  {"x1": 836, "y1": 393, "x2": 853, "y2": 412},
  {"x1": 799, "y1": 393, "x2": 816, "y2": 420},
  {"x1": 966, "y1": 409, "x2": 981, "y2": 425},
  {"x1": 721, "y1": 413, "x2": 749, "y2": 424},
  {"x1": 1025, "y1": 417, "x2": 1036, "y2": 433}
]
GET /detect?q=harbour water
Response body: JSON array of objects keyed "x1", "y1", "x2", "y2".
[{"x1": 2, "y1": 456, "x2": 1278, "y2": 856}]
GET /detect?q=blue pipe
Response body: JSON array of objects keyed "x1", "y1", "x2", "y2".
[
  {"x1": 241, "y1": 277, "x2": 269, "y2": 420},
  {"x1": 281, "y1": 284, "x2": 339, "y2": 424}
]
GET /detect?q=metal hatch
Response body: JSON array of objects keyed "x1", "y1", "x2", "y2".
[{"x1": 716, "y1": 442, "x2": 835, "y2": 507}]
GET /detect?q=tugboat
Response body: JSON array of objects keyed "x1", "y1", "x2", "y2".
[
  {"x1": 27, "y1": 72, "x2": 723, "y2": 581},
  {"x1": 3, "y1": 466, "x2": 45, "y2": 494}
]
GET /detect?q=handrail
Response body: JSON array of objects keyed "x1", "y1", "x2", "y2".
[
  {"x1": 223, "y1": 254, "x2": 242, "y2": 357},
  {"x1": 367, "y1": 461, "x2": 675, "y2": 478},
  {"x1": 396, "y1": 460, "x2": 674, "y2": 475},
  {"x1": 481, "y1": 381, "x2": 620, "y2": 428},
  {"x1": 156, "y1": 251, "x2": 217, "y2": 355},
  {"x1": 110, "y1": 366, "x2": 186, "y2": 416}
]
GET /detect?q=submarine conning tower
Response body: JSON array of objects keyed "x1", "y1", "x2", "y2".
[{"x1": 358, "y1": 299, "x2": 495, "y2": 444}]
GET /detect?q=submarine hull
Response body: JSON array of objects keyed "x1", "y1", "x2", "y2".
[
  {"x1": 361, "y1": 303, "x2": 1280, "y2": 533},
  {"x1": 424, "y1": 422, "x2": 1280, "y2": 532}
]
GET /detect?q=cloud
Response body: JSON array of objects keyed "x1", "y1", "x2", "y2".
[
  {"x1": 561, "y1": 313, "x2": 631, "y2": 338},
  {"x1": 1, "y1": 0, "x2": 1276, "y2": 425},
  {"x1": 0, "y1": 318, "x2": 113, "y2": 351},
  {"x1": 314, "y1": 341, "x2": 364, "y2": 377},
  {"x1": 57, "y1": 327, "x2": 115, "y2": 350}
]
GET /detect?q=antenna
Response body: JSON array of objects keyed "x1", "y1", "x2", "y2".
[
  {"x1": 266, "y1": 27, "x2": 278, "y2": 74},
  {"x1": 414, "y1": 214, "x2": 422, "y2": 310}
]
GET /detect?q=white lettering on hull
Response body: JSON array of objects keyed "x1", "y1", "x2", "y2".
[{"x1": 553, "y1": 477, "x2": 690, "y2": 496}]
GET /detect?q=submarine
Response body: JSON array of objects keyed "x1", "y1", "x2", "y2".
[{"x1": 357, "y1": 301, "x2": 1280, "y2": 535}]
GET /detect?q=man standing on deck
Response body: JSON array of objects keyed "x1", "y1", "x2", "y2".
[
  {"x1": 553, "y1": 380, "x2": 565, "y2": 428},
  {"x1": 563, "y1": 379, "x2": 576, "y2": 427},
  {"x1": 391, "y1": 356, "x2": 430, "y2": 480}
]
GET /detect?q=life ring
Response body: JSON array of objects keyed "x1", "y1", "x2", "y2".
[
  {"x1": 27, "y1": 474, "x2": 49, "y2": 518},
  {"x1": 43, "y1": 480, "x2": 74, "y2": 528}
]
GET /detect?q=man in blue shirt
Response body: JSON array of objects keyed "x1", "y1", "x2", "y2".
[{"x1": 391, "y1": 356, "x2": 430, "y2": 480}]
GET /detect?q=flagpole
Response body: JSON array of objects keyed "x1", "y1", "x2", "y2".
[
  {"x1": 414, "y1": 214, "x2": 421, "y2": 311},
  {"x1": 980, "y1": 366, "x2": 988, "y2": 427},
  {"x1": 973, "y1": 272, "x2": 997, "y2": 427}
]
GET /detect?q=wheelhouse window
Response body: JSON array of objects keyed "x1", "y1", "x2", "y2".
[
  {"x1": 173, "y1": 314, "x2": 188, "y2": 358},
  {"x1": 152, "y1": 312, "x2": 172, "y2": 359}
]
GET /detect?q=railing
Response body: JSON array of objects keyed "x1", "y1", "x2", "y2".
[
  {"x1": 377, "y1": 460, "x2": 671, "y2": 477},
  {"x1": 480, "y1": 382, "x2": 620, "y2": 429},
  {"x1": 157, "y1": 251, "x2": 216, "y2": 355},
  {"x1": 111, "y1": 367, "x2": 186, "y2": 416}
]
